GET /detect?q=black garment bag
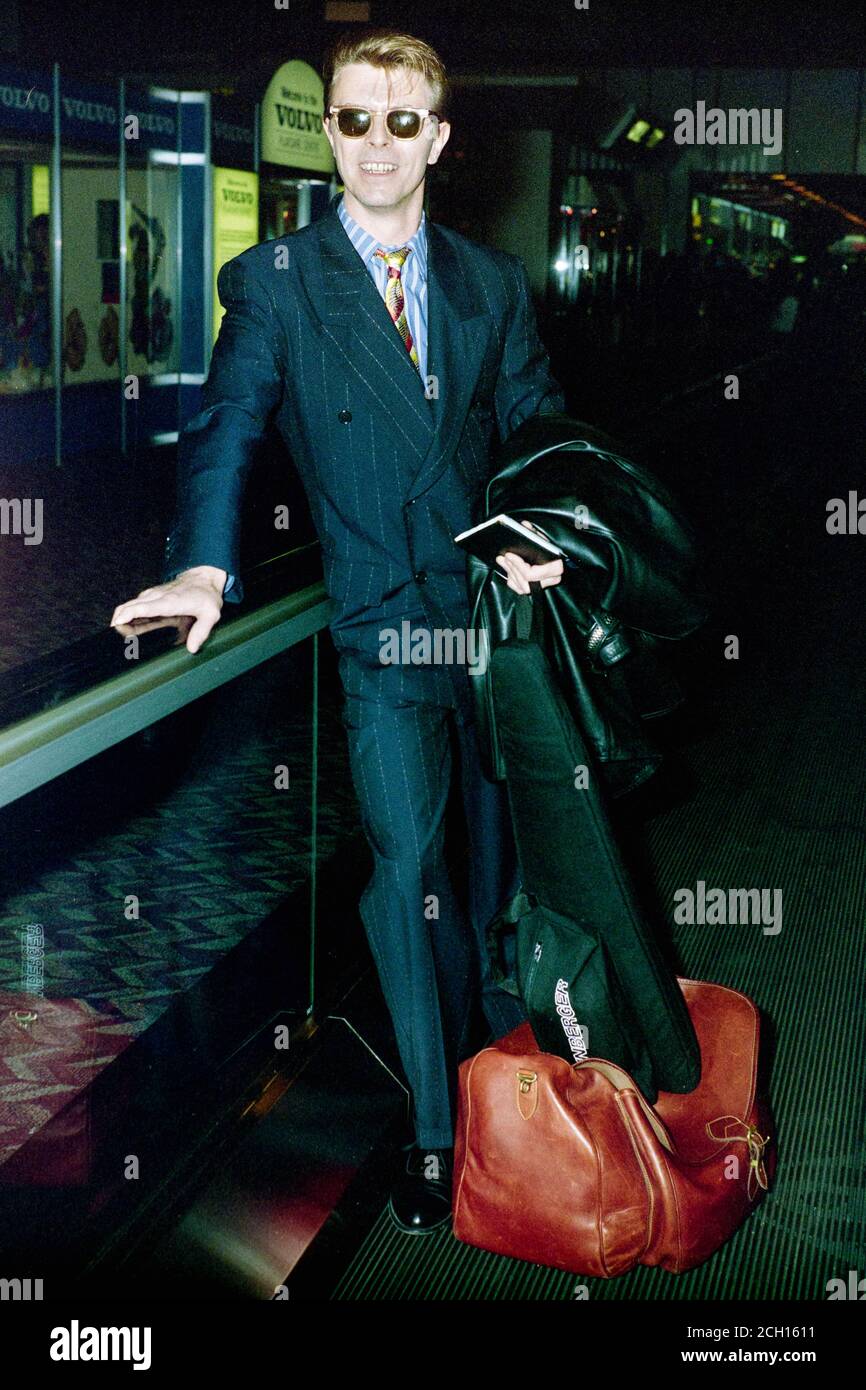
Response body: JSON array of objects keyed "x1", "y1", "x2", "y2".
[{"x1": 486, "y1": 600, "x2": 701, "y2": 1103}]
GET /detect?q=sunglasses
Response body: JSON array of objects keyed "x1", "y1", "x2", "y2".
[{"x1": 327, "y1": 106, "x2": 442, "y2": 140}]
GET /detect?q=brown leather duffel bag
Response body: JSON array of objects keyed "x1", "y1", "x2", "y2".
[{"x1": 453, "y1": 978, "x2": 775, "y2": 1277}]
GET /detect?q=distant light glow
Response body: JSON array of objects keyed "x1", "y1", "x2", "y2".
[{"x1": 626, "y1": 119, "x2": 651, "y2": 143}]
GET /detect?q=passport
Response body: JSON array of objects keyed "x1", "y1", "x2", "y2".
[{"x1": 454, "y1": 515, "x2": 564, "y2": 578}]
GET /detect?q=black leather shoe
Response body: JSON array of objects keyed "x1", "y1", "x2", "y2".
[{"x1": 388, "y1": 1144, "x2": 453, "y2": 1235}]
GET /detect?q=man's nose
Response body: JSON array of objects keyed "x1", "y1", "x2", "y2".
[{"x1": 365, "y1": 111, "x2": 393, "y2": 147}]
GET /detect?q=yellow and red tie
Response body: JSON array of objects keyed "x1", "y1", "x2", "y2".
[{"x1": 373, "y1": 246, "x2": 420, "y2": 369}]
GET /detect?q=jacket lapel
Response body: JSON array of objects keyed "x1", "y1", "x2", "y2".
[
  {"x1": 308, "y1": 203, "x2": 435, "y2": 463},
  {"x1": 407, "y1": 220, "x2": 492, "y2": 498},
  {"x1": 298, "y1": 203, "x2": 492, "y2": 492}
]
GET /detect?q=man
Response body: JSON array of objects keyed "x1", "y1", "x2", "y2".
[{"x1": 111, "y1": 28, "x2": 565, "y2": 1234}]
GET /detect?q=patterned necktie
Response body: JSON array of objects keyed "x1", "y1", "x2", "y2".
[{"x1": 373, "y1": 246, "x2": 420, "y2": 369}]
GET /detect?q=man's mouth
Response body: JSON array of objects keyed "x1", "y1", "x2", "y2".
[{"x1": 360, "y1": 161, "x2": 398, "y2": 174}]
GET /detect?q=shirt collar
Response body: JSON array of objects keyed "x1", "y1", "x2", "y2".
[{"x1": 337, "y1": 194, "x2": 427, "y2": 280}]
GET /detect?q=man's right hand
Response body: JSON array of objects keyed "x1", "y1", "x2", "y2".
[{"x1": 110, "y1": 565, "x2": 228, "y2": 654}]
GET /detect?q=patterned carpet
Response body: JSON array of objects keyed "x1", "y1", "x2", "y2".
[
  {"x1": 0, "y1": 452, "x2": 174, "y2": 676},
  {"x1": 0, "y1": 640, "x2": 361, "y2": 1165},
  {"x1": 0, "y1": 439, "x2": 307, "y2": 675}
]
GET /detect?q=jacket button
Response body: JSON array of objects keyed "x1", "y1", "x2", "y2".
[
  {"x1": 338, "y1": 408, "x2": 352, "y2": 423},
  {"x1": 414, "y1": 570, "x2": 428, "y2": 585}
]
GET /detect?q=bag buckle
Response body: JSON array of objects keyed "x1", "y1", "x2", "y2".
[{"x1": 516, "y1": 1069, "x2": 539, "y2": 1120}]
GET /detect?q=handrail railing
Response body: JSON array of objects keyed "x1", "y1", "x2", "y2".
[{"x1": 0, "y1": 580, "x2": 332, "y2": 812}]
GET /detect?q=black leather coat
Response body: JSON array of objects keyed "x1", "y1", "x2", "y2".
[{"x1": 467, "y1": 414, "x2": 710, "y2": 797}]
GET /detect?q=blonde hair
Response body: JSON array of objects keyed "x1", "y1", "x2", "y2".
[{"x1": 323, "y1": 27, "x2": 449, "y2": 118}]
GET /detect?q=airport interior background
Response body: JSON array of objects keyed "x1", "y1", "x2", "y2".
[{"x1": 0, "y1": 0, "x2": 864, "y2": 1314}]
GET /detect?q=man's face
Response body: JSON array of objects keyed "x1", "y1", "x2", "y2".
[{"x1": 324, "y1": 62, "x2": 450, "y2": 216}]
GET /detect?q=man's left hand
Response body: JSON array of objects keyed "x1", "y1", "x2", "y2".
[{"x1": 496, "y1": 520, "x2": 564, "y2": 595}]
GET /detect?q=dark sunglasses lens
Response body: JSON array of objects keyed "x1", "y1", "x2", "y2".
[
  {"x1": 387, "y1": 110, "x2": 423, "y2": 138},
  {"x1": 337, "y1": 109, "x2": 371, "y2": 137}
]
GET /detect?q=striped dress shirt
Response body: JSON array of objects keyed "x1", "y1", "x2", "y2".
[{"x1": 337, "y1": 194, "x2": 429, "y2": 381}]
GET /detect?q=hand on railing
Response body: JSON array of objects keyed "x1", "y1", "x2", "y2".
[{"x1": 110, "y1": 566, "x2": 228, "y2": 655}]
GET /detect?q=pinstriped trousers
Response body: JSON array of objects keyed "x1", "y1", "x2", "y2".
[{"x1": 340, "y1": 654, "x2": 528, "y2": 1149}]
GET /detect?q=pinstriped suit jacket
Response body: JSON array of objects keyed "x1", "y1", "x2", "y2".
[{"x1": 163, "y1": 196, "x2": 565, "y2": 677}]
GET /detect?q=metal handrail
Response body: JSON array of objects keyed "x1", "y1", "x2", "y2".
[{"x1": 0, "y1": 581, "x2": 332, "y2": 811}]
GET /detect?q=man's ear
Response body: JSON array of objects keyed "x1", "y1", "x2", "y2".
[
  {"x1": 323, "y1": 115, "x2": 337, "y2": 159},
  {"x1": 427, "y1": 118, "x2": 451, "y2": 167}
]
